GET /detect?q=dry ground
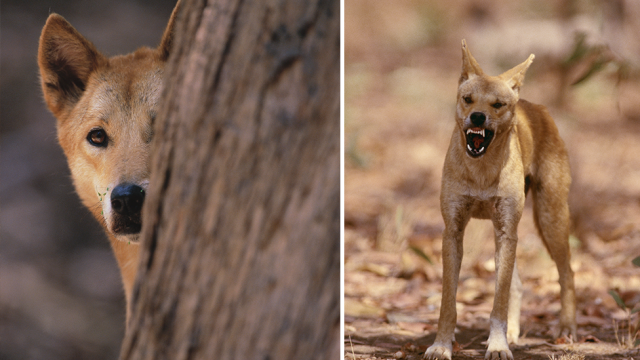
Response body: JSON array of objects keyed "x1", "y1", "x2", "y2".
[{"x1": 344, "y1": 1, "x2": 640, "y2": 359}]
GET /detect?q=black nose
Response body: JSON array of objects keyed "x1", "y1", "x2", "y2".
[
  {"x1": 111, "y1": 183, "x2": 145, "y2": 217},
  {"x1": 470, "y1": 112, "x2": 486, "y2": 126}
]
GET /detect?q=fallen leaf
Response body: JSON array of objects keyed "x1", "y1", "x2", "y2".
[
  {"x1": 402, "y1": 343, "x2": 419, "y2": 352},
  {"x1": 345, "y1": 298, "x2": 386, "y2": 318},
  {"x1": 396, "y1": 321, "x2": 428, "y2": 333},
  {"x1": 452, "y1": 341, "x2": 462, "y2": 352},
  {"x1": 554, "y1": 335, "x2": 573, "y2": 344}
]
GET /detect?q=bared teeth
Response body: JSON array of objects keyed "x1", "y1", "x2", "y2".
[
  {"x1": 466, "y1": 128, "x2": 485, "y2": 137},
  {"x1": 467, "y1": 144, "x2": 486, "y2": 154}
]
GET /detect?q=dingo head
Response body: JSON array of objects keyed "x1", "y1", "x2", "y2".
[
  {"x1": 38, "y1": 6, "x2": 178, "y2": 243},
  {"x1": 456, "y1": 39, "x2": 534, "y2": 158}
]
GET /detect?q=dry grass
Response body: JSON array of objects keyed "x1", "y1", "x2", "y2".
[{"x1": 548, "y1": 353, "x2": 585, "y2": 360}]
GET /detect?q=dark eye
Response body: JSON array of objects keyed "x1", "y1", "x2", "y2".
[
  {"x1": 463, "y1": 96, "x2": 473, "y2": 104},
  {"x1": 492, "y1": 102, "x2": 504, "y2": 109},
  {"x1": 87, "y1": 128, "x2": 108, "y2": 147}
]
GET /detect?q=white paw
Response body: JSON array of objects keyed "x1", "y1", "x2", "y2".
[
  {"x1": 484, "y1": 349, "x2": 514, "y2": 360},
  {"x1": 486, "y1": 332, "x2": 513, "y2": 360},
  {"x1": 424, "y1": 343, "x2": 452, "y2": 360},
  {"x1": 506, "y1": 328, "x2": 519, "y2": 344},
  {"x1": 557, "y1": 321, "x2": 577, "y2": 341}
]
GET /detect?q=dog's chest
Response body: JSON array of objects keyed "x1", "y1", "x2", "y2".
[{"x1": 468, "y1": 197, "x2": 499, "y2": 219}]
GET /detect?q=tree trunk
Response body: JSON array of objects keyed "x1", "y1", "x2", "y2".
[{"x1": 119, "y1": 0, "x2": 340, "y2": 359}]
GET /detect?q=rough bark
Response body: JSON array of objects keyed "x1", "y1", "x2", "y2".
[{"x1": 119, "y1": 0, "x2": 340, "y2": 359}]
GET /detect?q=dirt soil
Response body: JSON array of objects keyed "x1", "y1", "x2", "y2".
[{"x1": 344, "y1": 1, "x2": 640, "y2": 359}]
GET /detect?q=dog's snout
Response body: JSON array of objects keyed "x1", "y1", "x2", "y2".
[
  {"x1": 470, "y1": 112, "x2": 486, "y2": 126},
  {"x1": 111, "y1": 183, "x2": 145, "y2": 216}
]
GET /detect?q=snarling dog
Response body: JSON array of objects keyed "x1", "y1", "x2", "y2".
[
  {"x1": 425, "y1": 40, "x2": 576, "y2": 360},
  {"x1": 37, "y1": 2, "x2": 180, "y2": 321}
]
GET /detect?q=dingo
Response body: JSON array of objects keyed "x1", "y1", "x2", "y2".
[
  {"x1": 425, "y1": 40, "x2": 576, "y2": 360},
  {"x1": 38, "y1": 3, "x2": 179, "y2": 319}
]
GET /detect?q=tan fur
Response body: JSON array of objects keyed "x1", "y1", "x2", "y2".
[
  {"x1": 425, "y1": 40, "x2": 576, "y2": 360},
  {"x1": 38, "y1": 2, "x2": 180, "y2": 322}
]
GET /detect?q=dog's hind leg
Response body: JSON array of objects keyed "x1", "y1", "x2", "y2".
[
  {"x1": 531, "y1": 167, "x2": 576, "y2": 339},
  {"x1": 507, "y1": 259, "x2": 522, "y2": 344}
]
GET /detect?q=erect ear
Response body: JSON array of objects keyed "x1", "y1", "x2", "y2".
[
  {"x1": 158, "y1": 0, "x2": 181, "y2": 61},
  {"x1": 38, "y1": 14, "x2": 106, "y2": 119},
  {"x1": 499, "y1": 54, "x2": 535, "y2": 95},
  {"x1": 460, "y1": 39, "x2": 484, "y2": 84}
]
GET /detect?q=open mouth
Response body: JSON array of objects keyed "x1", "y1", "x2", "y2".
[
  {"x1": 112, "y1": 214, "x2": 142, "y2": 234},
  {"x1": 465, "y1": 127, "x2": 494, "y2": 157}
]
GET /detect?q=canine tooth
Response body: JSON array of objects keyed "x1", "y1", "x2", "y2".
[
  {"x1": 467, "y1": 144, "x2": 472, "y2": 152},
  {"x1": 479, "y1": 147, "x2": 484, "y2": 152},
  {"x1": 466, "y1": 128, "x2": 486, "y2": 136}
]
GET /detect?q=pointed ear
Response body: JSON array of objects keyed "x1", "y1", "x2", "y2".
[
  {"x1": 38, "y1": 14, "x2": 106, "y2": 118},
  {"x1": 499, "y1": 54, "x2": 535, "y2": 94},
  {"x1": 158, "y1": 0, "x2": 181, "y2": 61},
  {"x1": 460, "y1": 39, "x2": 484, "y2": 84}
]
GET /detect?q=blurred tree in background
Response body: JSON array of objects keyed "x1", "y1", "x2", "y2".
[{"x1": 120, "y1": 0, "x2": 340, "y2": 359}]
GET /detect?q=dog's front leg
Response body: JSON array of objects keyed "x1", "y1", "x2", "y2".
[
  {"x1": 486, "y1": 198, "x2": 522, "y2": 360},
  {"x1": 425, "y1": 199, "x2": 470, "y2": 360}
]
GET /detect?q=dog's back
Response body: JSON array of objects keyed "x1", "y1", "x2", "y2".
[{"x1": 515, "y1": 99, "x2": 571, "y2": 196}]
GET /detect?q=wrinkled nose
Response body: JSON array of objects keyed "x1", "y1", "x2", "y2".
[
  {"x1": 470, "y1": 112, "x2": 486, "y2": 126},
  {"x1": 110, "y1": 183, "x2": 145, "y2": 217}
]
